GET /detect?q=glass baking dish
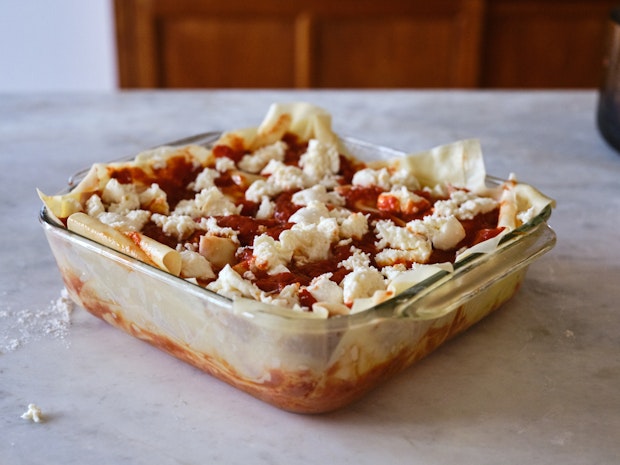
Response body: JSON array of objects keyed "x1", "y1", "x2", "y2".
[{"x1": 39, "y1": 134, "x2": 556, "y2": 413}]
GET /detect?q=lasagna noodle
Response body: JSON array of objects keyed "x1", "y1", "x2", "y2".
[
  {"x1": 67, "y1": 213, "x2": 182, "y2": 276},
  {"x1": 216, "y1": 102, "x2": 344, "y2": 154},
  {"x1": 67, "y1": 213, "x2": 153, "y2": 264},
  {"x1": 372, "y1": 139, "x2": 487, "y2": 193},
  {"x1": 126, "y1": 231, "x2": 182, "y2": 276}
]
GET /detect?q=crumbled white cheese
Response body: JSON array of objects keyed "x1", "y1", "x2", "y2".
[
  {"x1": 252, "y1": 234, "x2": 292, "y2": 274},
  {"x1": 151, "y1": 213, "x2": 197, "y2": 241},
  {"x1": 206, "y1": 264, "x2": 263, "y2": 300},
  {"x1": 375, "y1": 220, "x2": 430, "y2": 253},
  {"x1": 339, "y1": 212, "x2": 369, "y2": 239},
  {"x1": 198, "y1": 217, "x2": 238, "y2": 240},
  {"x1": 255, "y1": 196, "x2": 275, "y2": 220},
  {"x1": 179, "y1": 242, "x2": 198, "y2": 252},
  {"x1": 97, "y1": 209, "x2": 151, "y2": 232},
  {"x1": 291, "y1": 184, "x2": 345, "y2": 207},
  {"x1": 375, "y1": 248, "x2": 431, "y2": 267},
  {"x1": 215, "y1": 156, "x2": 236, "y2": 172},
  {"x1": 190, "y1": 168, "x2": 220, "y2": 191},
  {"x1": 339, "y1": 247, "x2": 371, "y2": 271},
  {"x1": 179, "y1": 250, "x2": 215, "y2": 280},
  {"x1": 238, "y1": 140, "x2": 287, "y2": 173},
  {"x1": 88, "y1": 189, "x2": 154, "y2": 231},
  {"x1": 299, "y1": 139, "x2": 340, "y2": 185},
  {"x1": 139, "y1": 183, "x2": 169, "y2": 214},
  {"x1": 341, "y1": 266, "x2": 386, "y2": 305},
  {"x1": 102, "y1": 178, "x2": 141, "y2": 213},
  {"x1": 307, "y1": 273, "x2": 344, "y2": 305},
  {"x1": 316, "y1": 217, "x2": 340, "y2": 243},
  {"x1": 517, "y1": 206, "x2": 538, "y2": 225},
  {"x1": 174, "y1": 187, "x2": 241, "y2": 218},
  {"x1": 261, "y1": 160, "x2": 307, "y2": 192},
  {"x1": 279, "y1": 223, "x2": 333, "y2": 263},
  {"x1": 288, "y1": 200, "x2": 332, "y2": 225},
  {"x1": 381, "y1": 264, "x2": 408, "y2": 279},
  {"x1": 433, "y1": 190, "x2": 498, "y2": 220},
  {"x1": 245, "y1": 179, "x2": 276, "y2": 203},
  {"x1": 408, "y1": 215, "x2": 466, "y2": 251},
  {"x1": 352, "y1": 167, "x2": 392, "y2": 190},
  {"x1": 86, "y1": 194, "x2": 106, "y2": 217},
  {"x1": 21, "y1": 404, "x2": 43, "y2": 423}
]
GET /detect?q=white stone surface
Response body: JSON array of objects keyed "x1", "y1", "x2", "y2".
[{"x1": 1, "y1": 91, "x2": 619, "y2": 464}]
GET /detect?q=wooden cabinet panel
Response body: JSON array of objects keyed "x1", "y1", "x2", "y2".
[
  {"x1": 316, "y1": 16, "x2": 465, "y2": 88},
  {"x1": 115, "y1": 0, "x2": 483, "y2": 89},
  {"x1": 161, "y1": 17, "x2": 296, "y2": 88},
  {"x1": 114, "y1": 0, "x2": 617, "y2": 89},
  {"x1": 481, "y1": 0, "x2": 616, "y2": 88}
]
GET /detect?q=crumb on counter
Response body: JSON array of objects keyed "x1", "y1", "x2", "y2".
[{"x1": 21, "y1": 403, "x2": 43, "y2": 423}]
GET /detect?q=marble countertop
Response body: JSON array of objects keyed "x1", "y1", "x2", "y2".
[{"x1": 1, "y1": 90, "x2": 619, "y2": 465}]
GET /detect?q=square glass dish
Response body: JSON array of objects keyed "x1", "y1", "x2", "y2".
[{"x1": 40, "y1": 133, "x2": 556, "y2": 413}]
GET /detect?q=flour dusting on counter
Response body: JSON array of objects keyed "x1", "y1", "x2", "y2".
[{"x1": 0, "y1": 288, "x2": 74, "y2": 353}]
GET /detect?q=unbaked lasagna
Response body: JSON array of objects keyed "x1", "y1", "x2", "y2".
[{"x1": 39, "y1": 102, "x2": 552, "y2": 318}]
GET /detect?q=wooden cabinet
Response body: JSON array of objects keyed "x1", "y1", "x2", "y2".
[
  {"x1": 481, "y1": 1, "x2": 616, "y2": 88},
  {"x1": 114, "y1": 0, "x2": 617, "y2": 89}
]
